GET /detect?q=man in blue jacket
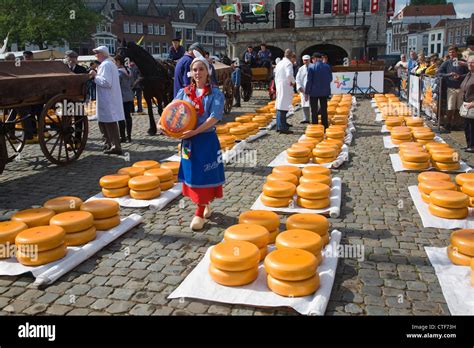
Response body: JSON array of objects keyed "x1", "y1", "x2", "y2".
[
  {"x1": 305, "y1": 52, "x2": 332, "y2": 128},
  {"x1": 173, "y1": 42, "x2": 205, "y2": 97},
  {"x1": 231, "y1": 59, "x2": 241, "y2": 107},
  {"x1": 168, "y1": 38, "x2": 185, "y2": 61}
]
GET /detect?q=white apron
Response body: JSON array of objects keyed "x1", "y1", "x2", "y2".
[
  {"x1": 274, "y1": 57, "x2": 295, "y2": 111},
  {"x1": 94, "y1": 59, "x2": 125, "y2": 123},
  {"x1": 296, "y1": 64, "x2": 310, "y2": 108}
]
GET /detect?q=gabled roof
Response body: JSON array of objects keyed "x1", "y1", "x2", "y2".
[
  {"x1": 401, "y1": 3, "x2": 456, "y2": 17},
  {"x1": 434, "y1": 19, "x2": 447, "y2": 28}
]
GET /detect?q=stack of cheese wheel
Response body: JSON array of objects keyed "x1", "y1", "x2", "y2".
[
  {"x1": 239, "y1": 210, "x2": 280, "y2": 243},
  {"x1": 447, "y1": 229, "x2": 474, "y2": 266},
  {"x1": 15, "y1": 225, "x2": 67, "y2": 266},
  {"x1": 43, "y1": 196, "x2": 83, "y2": 213},
  {"x1": 218, "y1": 134, "x2": 236, "y2": 151},
  {"x1": 325, "y1": 126, "x2": 345, "y2": 142},
  {"x1": 252, "y1": 115, "x2": 268, "y2": 127},
  {"x1": 132, "y1": 160, "x2": 160, "y2": 171},
  {"x1": 296, "y1": 181, "x2": 331, "y2": 209},
  {"x1": 286, "y1": 144, "x2": 311, "y2": 164},
  {"x1": 118, "y1": 166, "x2": 144, "y2": 178},
  {"x1": 11, "y1": 208, "x2": 56, "y2": 228},
  {"x1": 276, "y1": 229, "x2": 323, "y2": 265},
  {"x1": 235, "y1": 115, "x2": 254, "y2": 123},
  {"x1": 297, "y1": 137, "x2": 320, "y2": 151},
  {"x1": 0, "y1": 221, "x2": 27, "y2": 258},
  {"x1": 458, "y1": 173, "x2": 474, "y2": 207},
  {"x1": 229, "y1": 125, "x2": 249, "y2": 140},
  {"x1": 385, "y1": 116, "x2": 404, "y2": 131},
  {"x1": 50, "y1": 211, "x2": 96, "y2": 246},
  {"x1": 428, "y1": 142, "x2": 460, "y2": 171},
  {"x1": 400, "y1": 149, "x2": 431, "y2": 170},
  {"x1": 266, "y1": 171, "x2": 299, "y2": 186},
  {"x1": 143, "y1": 167, "x2": 174, "y2": 191},
  {"x1": 224, "y1": 224, "x2": 270, "y2": 261},
  {"x1": 264, "y1": 248, "x2": 319, "y2": 297},
  {"x1": 80, "y1": 199, "x2": 120, "y2": 231},
  {"x1": 272, "y1": 165, "x2": 302, "y2": 180},
  {"x1": 100, "y1": 174, "x2": 130, "y2": 198},
  {"x1": 299, "y1": 166, "x2": 331, "y2": 185},
  {"x1": 305, "y1": 124, "x2": 324, "y2": 141},
  {"x1": 428, "y1": 190, "x2": 469, "y2": 219},
  {"x1": 261, "y1": 180, "x2": 296, "y2": 208},
  {"x1": 286, "y1": 213, "x2": 330, "y2": 246},
  {"x1": 128, "y1": 175, "x2": 161, "y2": 200},
  {"x1": 161, "y1": 162, "x2": 180, "y2": 183},
  {"x1": 390, "y1": 126, "x2": 412, "y2": 144},
  {"x1": 215, "y1": 124, "x2": 230, "y2": 135},
  {"x1": 404, "y1": 117, "x2": 424, "y2": 130},
  {"x1": 417, "y1": 171, "x2": 454, "y2": 203},
  {"x1": 312, "y1": 140, "x2": 340, "y2": 164},
  {"x1": 209, "y1": 240, "x2": 259, "y2": 286}
]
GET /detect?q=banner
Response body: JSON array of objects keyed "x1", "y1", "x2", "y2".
[
  {"x1": 304, "y1": 0, "x2": 312, "y2": 16},
  {"x1": 251, "y1": 3, "x2": 265, "y2": 15},
  {"x1": 332, "y1": 0, "x2": 339, "y2": 15},
  {"x1": 421, "y1": 75, "x2": 440, "y2": 120},
  {"x1": 370, "y1": 0, "x2": 379, "y2": 13},
  {"x1": 409, "y1": 74, "x2": 420, "y2": 110},
  {"x1": 330, "y1": 71, "x2": 384, "y2": 95},
  {"x1": 400, "y1": 71, "x2": 409, "y2": 100},
  {"x1": 216, "y1": 4, "x2": 241, "y2": 16},
  {"x1": 387, "y1": 0, "x2": 395, "y2": 17},
  {"x1": 342, "y1": 0, "x2": 350, "y2": 15}
]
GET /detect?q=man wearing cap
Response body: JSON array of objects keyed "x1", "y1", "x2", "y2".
[
  {"x1": 65, "y1": 50, "x2": 87, "y2": 74},
  {"x1": 23, "y1": 51, "x2": 33, "y2": 61},
  {"x1": 89, "y1": 45, "x2": 124, "y2": 155},
  {"x1": 173, "y1": 42, "x2": 205, "y2": 98},
  {"x1": 168, "y1": 38, "x2": 185, "y2": 62},
  {"x1": 296, "y1": 55, "x2": 311, "y2": 124},
  {"x1": 305, "y1": 52, "x2": 332, "y2": 128},
  {"x1": 231, "y1": 59, "x2": 241, "y2": 107},
  {"x1": 273, "y1": 49, "x2": 296, "y2": 134}
]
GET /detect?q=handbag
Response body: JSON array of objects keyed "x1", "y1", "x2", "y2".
[{"x1": 459, "y1": 102, "x2": 474, "y2": 119}]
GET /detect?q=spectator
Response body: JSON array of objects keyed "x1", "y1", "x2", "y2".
[
  {"x1": 168, "y1": 38, "x2": 185, "y2": 62},
  {"x1": 296, "y1": 55, "x2": 311, "y2": 124},
  {"x1": 437, "y1": 45, "x2": 469, "y2": 132},
  {"x1": 89, "y1": 45, "x2": 124, "y2": 155},
  {"x1": 462, "y1": 35, "x2": 474, "y2": 61},
  {"x1": 461, "y1": 55, "x2": 474, "y2": 152},
  {"x1": 425, "y1": 57, "x2": 443, "y2": 77},
  {"x1": 408, "y1": 50, "x2": 418, "y2": 71},
  {"x1": 244, "y1": 46, "x2": 257, "y2": 67},
  {"x1": 65, "y1": 50, "x2": 87, "y2": 74},
  {"x1": 322, "y1": 54, "x2": 329, "y2": 64},
  {"x1": 23, "y1": 51, "x2": 33, "y2": 61},
  {"x1": 257, "y1": 43, "x2": 272, "y2": 70},
  {"x1": 231, "y1": 59, "x2": 241, "y2": 107},
  {"x1": 87, "y1": 61, "x2": 98, "y2": 101},
  {"x1": 115, "y1": 55, "x2": 134, "y2": 143},
  {"x1": 414, "y1": 53, "x2": 428, "y2": 75},
  {"x1": 273, "y1": 49, "x2": 296, "y2": 134},
  {"x1": 173, "y1": 42, "x2": 205, "y2": 98}
]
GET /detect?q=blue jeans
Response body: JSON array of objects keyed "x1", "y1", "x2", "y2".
[{"x1": 276, "y1": 109, "x2": 288, "y2": 131}]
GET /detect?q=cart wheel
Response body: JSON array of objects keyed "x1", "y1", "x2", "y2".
[{"x1": 38, "y1": 94, "x2": 89, "y2": 165}]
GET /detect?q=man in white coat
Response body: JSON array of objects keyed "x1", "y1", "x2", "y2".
[
  {"x1": 89, "y1": 46, "x2": 125, "y2": 155},
  {"x1": 296, "y1": 55, "x2": 311, "y2": 124},
  {"x1": 274, "y1": 49, "x2": 295, "y2": 134}
]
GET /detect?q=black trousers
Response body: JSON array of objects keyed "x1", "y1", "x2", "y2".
[
  {"x1": 119, "y1": 101, "x2": 134, "y2": 139},
  {"x1": 309, "y1": 96, "x2": 328, "y2": 129},
  {"x1": 465, "y1": 117, "x2": 474, "y2": 148}
]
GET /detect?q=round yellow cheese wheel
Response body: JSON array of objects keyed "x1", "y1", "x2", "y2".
[
  {"x1": 64, "y1": 226, "x2": 97, "y2": 246},
  {"x1": 287, "y1": 156, "x2": 310, "y2": 164},
  {"x1": 132, "y1": 160, "x2": 160, "y2": 170},
  {"x1": 128, "y1": 175, "x2": 160, "y2": 191},
  {"x1": 320, "y1": 232, "x2": 330, "y2": 246},
  {"x1": 429, "y1": 190, "x2": 469, "y2": 209},
  {"x1": 117, "y1": 166, "x2": 145, "y2": 178},
  {"x1": 160, "y1": 100, "x2": 197, "y2": 138},
  {"x1": 399, "y1": 142, "x2": 424, "y2": 151},
  {"x1": 447, "y1": 244, "x2": 472, "y2": 266},
  {"x1": 391, "y1": 132, "x2": 412, "y2": 141},
  {"x1": 413, "y1": 131, "x2": 435, "y2": 140},
  {"x1": 276, "y1": 229, "x2": 323, "y2": 255},
  {"x1": 268, "y1": 229, "x2": 280, "y2": 244},
  {"x1": 425, "y1": 142, "x2": 451, "y2": 151},
  {"x1": 267, "y1": 274, "x2": 320, "y2": 297},
  {"x1": 313, "y1": 156, "x2": 337, "y2": 164},
  {"x1": 102, "y1": 187, "x2": 130, "y2": 198},
  {"x1": 297, "y1": 183, "x2": 331, "y2": 200},
  {"x1": 264, "y1": 248, "x2": 317, "y2": 281},
  {"x1": 296, "y1": 197, "x2": 330, "y2": 209},
  {"x1": 316, "y1": 143, "x2": 339, "y2": 152},
  {"x1": 401, "y1": 160, "x2": 430, "y2": 170},
  {"x1": 239, "y1": 210, "x2": 280, "y2": 232},
  {"x1": 420, "y1": 191, "x2": 430, "y2": 203},
  {"x1": 15, "y1": 225, "x2": 65, "y2": 252},
  {"x1": 262, "y1": 181, "x2": 296, "y2": 198},
  {"x1": 208, "y1": 263, "x2": 258, "y2": 286},
  {"x1": 298, "y1": 139, "x2": 319, "y2": 149},
  {"x1": 287, "y1": 147, "x2": 311, "y2": 158},
  {"x1": 286, "y1": 213, "x2": 329, "y2": 236},
  {"x1": 100, "y1": 174, "x2": 130, "y2": 189},
  {"x1": 313, "y1": 147, "x2": 338, "y2": 158},
  {"x1": 324, "y1": 138, "x2": 343, "y2": 147},
  {"x1": 0, "y1": 221, "x2": 28, "y2": 244},
  {"x1": 130, "y1": 187, "x2": 161, "y2": 200},
  {"x1": 305, "y1": 130, "x2": 324, "y2": 138},
  {"x1": 272, "y1": 165, "x2": 302, "y2": 178},
  {"x1": 461, "y1": 182, "x2": 474, "y2": 197},
  {"x1": 210, "y1": 240, "x2": 260, "y2": 272},
  {"x1": 161, "y1": 162, "x2": 180, "y2": 175},
  {"x1": 405, "y1": 118, "x2": 424, "y2": 126},
  {"x1": 302, "y1": 166, "x2": 331, "y2": 177},
  {"x1": 417, "y1": 171, "x2": 451, "y2": 183},
  {"x1": 224, "y1": 224, "x2": 269, "y2": 249},
  {"x1": 299, "y1": 174, "x2": 331, "y2": 186},
  {"x1": 450, "y1": 229, "x2": 474, "y2": 257},
  {"x1": 418, "y1": 181, "x2": 457, "y2": 195},
  {"x1": 400, "y1": 151, "x2": 430, "y2": 163},
  {"x1": 144, "y1": 168, "x2": 173, "y2": 182},
  {"x1": 266, "y1": 173, "x2": 299, "y2": 186},
  {"x1": 261, "y1": 194, "x2": 291, "y2": 207},
  {"x1": 215, "y1": 125, "x2": 229, "y2": 134},
  {"x1": 431, "y1": 152, "x2": 459, "y2": 163},
  {"x1": 80, "y1": 200, "x2": 119, "y2": 219},
  {"x1": 432, "y1": 161, "x2": 461, "y2": 171},
  {"x1": 159, "y1": 179, "x2": 174, "y2": 191},
  {"x1": 259, "y1": 246, "x2": 268, "y2": 261},
  {"x1": 456, "y1": 173, "x2": 474, "y2": 186},
  {"x1": 17, "y1": 243, "x2": 67, "y2": 266},
  {"x1": 94, "y1": 214, "x2": 121, "y2": 231},
  {"x1": 50, "y1": 211, "x2": 94, "y2": 233},
  {"x1": 429, "y1": 203, "x2": 468, "y2": 219},
  {"x1": 11, "y1": 208, "x2": 56, "y2": 228},
  {"x1": 43, "y1": 196, "x2": 83, "y2": 213}
]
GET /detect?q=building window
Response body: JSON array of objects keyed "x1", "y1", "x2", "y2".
[
  {"x1": 455, "y1": 37, "x2": 460, "y2": 44},
  {"x1": 456, "y1": 28, "x2": 461, "y2": 37},
  {"x1": 137, "y1": 23, "x2": 143, "y2": 34},
  {"x1": 207, "y1": 36, "x2": 213, "y2": 44},
  {"x1": 437, "y1": 43, "x2": 441, "y2": 53},
  {"x1": 131, "y1": 22, "x2": 137, "y2": 34},
  {"x1": 448, "y1": 31, "x2": 453, "y2": 44},
  {"x1": 430, "y1": 44, "x2": 434, "y2": 53},
  {"x1": 162, "y1": 43, "x2": 168, "y2": 54},
  {"x1": 350, "y1": 0, "x2": 357, "y2": 12},
  {"x1": 323, "y1": 0, "x2": 331, "y2": 14},
  {"x1": 153, "y1": 43, "x2": 160, "y2": 55},
  {"x1": 175, "y1": 28, "x2": 182, "y2": 39},
  {"x1": 361, "y1": 0, "x2": 370, "y2": 12},
  {"x1": 437, "y1": 33, "x2": 442, "y2": 40},
  {"x1": 154, "y1": 24, "x2": 160, "y2": 35},
  {"x1": 185, "y1": 29, "x2": 193, "y2": 41},
  {"x1": 148, "y1": 24, "x2": 153, "y2": 34},
  {"x1": 431, "y1": 34, "x2": 435, "y2": 41},
  {"x1": 313, "y1": 0, "x2": 321, "y2": 14},
  {"x1": 242, "y1": 3, "x2": 250, "y2": 12},
  {"x1": 160, "y1": 25, "x2": 166, "y2": 35},
  {"x1": 124, "y1": 21, "x2": 130, "y2": 34},
  {"x1": 147, "y1": 43, "x2": 152, "y2": 54},
  {"x1": 464, "y1": 27, "x2": 469, "y2": 35}
]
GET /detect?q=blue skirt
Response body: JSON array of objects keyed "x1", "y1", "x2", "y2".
[{"x1": 178, "y1": 131, "x2": 225, "y2": 188}]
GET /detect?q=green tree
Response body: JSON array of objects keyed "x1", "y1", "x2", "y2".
[
  {"x1": 0, "y1": 0, "x2": 101, "y2": 50},
  {"x1": 410, "y1": 0, "x2": 447, "y2": 5}
]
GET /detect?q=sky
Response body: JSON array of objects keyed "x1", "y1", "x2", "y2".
[{"x1": 395, "y1": 0, "x2": 473, "y2": 18}]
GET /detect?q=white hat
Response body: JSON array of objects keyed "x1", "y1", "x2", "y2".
[
  {"x1": 93, "y1": 45, "x2": 109, "y2": 56},
  {"x1": 187, "y1": 50, "x2": 210, "y2": 77},
  {"x1": 302, "y1": 55, "x2": 311, "y2": 60}
]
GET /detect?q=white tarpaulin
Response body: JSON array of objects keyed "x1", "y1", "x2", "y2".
[
  {"x1": 250, "y1": 177, "x2": 342, "y2": 218},
  {"x1": 390, "y1": 154, "x2": 471, "y2": 173},
  {"x1": 168, "y1": 230, "x2": 342, "y2": 316},
  {"x1": 267, "y1": 145, "x2": 349, "y2": 169},
  {"x1": 383, "y1": 135, "x2": 445, "y2": 149},
  {"x1": 425, "y1": 246, "x2": 474, "y2": 315},
  {"x1": 0, "y1": 214, "x2": 142, "y2": 286}
]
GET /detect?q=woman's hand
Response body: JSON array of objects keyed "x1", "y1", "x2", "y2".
[
  {"x1": 467, "y1": 102, "x2": 474, "y2": 110},
  {"x1": 180, "y1": 129, "x2": 197, "y2": 139}
]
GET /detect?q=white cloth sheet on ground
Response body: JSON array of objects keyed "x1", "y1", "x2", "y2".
[
  {"x1": 267, "y1": 145, "x2": 349, "y2": 169},
  {"x1": 390, "y1": 154, "x2": 471, "y2": 173},
  {"x1": 168, "y1": 230, "x2": 342, "y2": 316},
  {"x1": 425, "y1": 246, "x2": 474, "y2": 315},
  {"x1": 250, "y1": 177, "x2": 342, "y2": 218},
  {"x1": 0, "y1": 214, "x2": 142, "y2": 286}
]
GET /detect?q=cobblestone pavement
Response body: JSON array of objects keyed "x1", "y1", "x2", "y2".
[{"x1": 1, "y1": 90, "x2": 470, "y2": 316}]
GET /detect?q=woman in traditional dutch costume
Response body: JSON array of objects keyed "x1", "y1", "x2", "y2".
[{"x1": 169, "y1": 50, "x2": 226, "y2": 230}]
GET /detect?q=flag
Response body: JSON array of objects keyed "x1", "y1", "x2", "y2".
[
  {"x1": 332, "y1": 0, "x2": 339, "y2": 15},
  {"x1": 342, "y1": 0, "x2": 350, "y2": 14},
  {"x1": 0, "y1": 31, "x2": 9, "y2": 54},
  {"x1": 370, "y1": 0, "x2": 379, "y2": 13},
  {"x1": 386, "y1": 0, "x2": 395, "y2": 18},
  {"x1": 304, "y1": 0, "x2": 312, "y2": 15},
  {"x1": 251, "y1": 3, "x2": 265, "y2": 15},
  {"x1": 216, "y1": 4, "x2": 241, "y2": 16},
  {"x1": 136, "y1": 35, "x2": 144, "y2": 45}
]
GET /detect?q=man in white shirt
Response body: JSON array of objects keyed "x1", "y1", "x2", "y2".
[
  {"x1": 394, "y1": 54, "x2": 408, "y2": 78},
  {"x1": 274, "y1": 49, "x2": 296, "y2": 134},
  {"x1": 296, "y1": 55, "x2": 311, "y2": 124}
]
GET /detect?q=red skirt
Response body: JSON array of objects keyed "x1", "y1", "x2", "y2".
[{"x1": 182, "y1": 183, "x2": 223, "y2": 205}]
